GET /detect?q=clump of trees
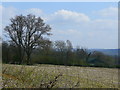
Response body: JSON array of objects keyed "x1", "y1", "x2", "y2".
[{"x1": 2, "y1": 14, "x2": 119, "y2": 68}]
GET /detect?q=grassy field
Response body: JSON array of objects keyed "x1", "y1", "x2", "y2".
[{"x1": 2, "y1": 64, "x2": 119, "y2": 88}]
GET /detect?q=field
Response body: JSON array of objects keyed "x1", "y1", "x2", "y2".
[{"x1": 2, "y1": 64, "x2": 119, "y2": 88}]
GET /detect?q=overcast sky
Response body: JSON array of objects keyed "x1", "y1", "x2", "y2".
[{"x1": 1, "y1": 2, "x2": 118, "y2": 49}]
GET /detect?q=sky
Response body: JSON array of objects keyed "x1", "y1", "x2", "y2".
[{"x1": 1, "y1": 2, "x2": 118, "y2": 49}]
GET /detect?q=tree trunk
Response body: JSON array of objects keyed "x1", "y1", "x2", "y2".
[
  {"x1": 26, "y1": 51, "x2": 31, "y2": 65},
  {"x1": 18, "y1": 46, "x2": 24, "y2": 64},
  {"x1": 19, "y1": 47, "x2": 22, "y2": 64}
]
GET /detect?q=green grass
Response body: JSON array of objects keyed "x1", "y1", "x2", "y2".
[{"x1": 2, "y1": 64, "x2": 119, "y2": 88}]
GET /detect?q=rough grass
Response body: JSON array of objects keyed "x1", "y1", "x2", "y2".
[{"x1": 2, "y1": 64, "x2": 119, "y2": 88}]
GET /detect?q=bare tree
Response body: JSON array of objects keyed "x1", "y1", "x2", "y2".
[
  {"x1": 38, "y1": 38, "x2": 52, "y2": 55},
  {"x1": 54, "y1": 40, "x2": 66, "y2": 52},
  {"x1": 66, "y1": 40, "x2": 73, "y2": 65},
  {"x1": 54, "y1": 40, "x2": 66, "y2": 64},
  {"x1": 4, "y1": 14, "x2": 51, "y2": 64},
  {"x1": 66, "y1": 40, "x2": 73, "y2": 51}
]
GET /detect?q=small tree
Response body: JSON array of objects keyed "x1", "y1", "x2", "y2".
[
  {"x1": 54, "y1": 40, "x2": 66, "y2": 52},
  {"x1": 4, "y1": 14, "x2": 51, "y2": 64},
  {"x1": 66, "y1": 40, "x2": 73, "y2": 65},
  {"x1": 54, "y1": 40, "x2": 66, "y2": 64}
]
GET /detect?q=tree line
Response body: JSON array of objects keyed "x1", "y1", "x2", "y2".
[
  {"x1": 2, "y1": 14, "x2": 119, "y2": 68},
  {"x1": 2, "y1": 40, "x2": 119, "y2": 68}
]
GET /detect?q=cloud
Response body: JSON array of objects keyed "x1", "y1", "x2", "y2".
[
  {"x1": 90, "y1": 19, "x2": 117, "y2": 31},
  {"x1": 52, "y1": 29, "x2": 82, "y2": 38},
  {"x1": 47, "y1": 9, "x2": 90, "y2": 23},
  {"x1": 2, "y1": 5, "x2": 17, "y2": 24},
  {"x1": 47, "y1": 9, "x2": 117, "y2": 33},
  {"x1": 51, "y1": 29, "x2": 83, "y2": 47},
  {"x1": 1, "y1": 5, "x2": 18, "y2": 37},
  {"x1": 96, "y1": 7, "x2": 118, "y2": 19},
  {"x1": 0, "y1": 5, "x2": 2, "y2": 12}
]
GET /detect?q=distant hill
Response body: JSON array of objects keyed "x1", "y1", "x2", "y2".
[{"x1": 88, "y1": 49, "x2": 119, "y2": 56}]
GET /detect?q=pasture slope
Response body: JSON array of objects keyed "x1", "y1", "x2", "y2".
[{"x1": 2, "y1": 64, "x2": 119, "y2": 88}]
